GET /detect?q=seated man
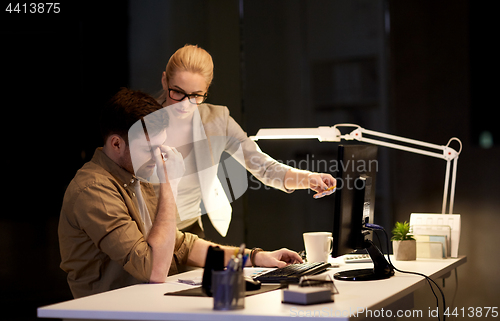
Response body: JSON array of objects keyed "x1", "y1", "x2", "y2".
[{"x1": 58, "y1": 88, "x2": 302, "y2": 298}]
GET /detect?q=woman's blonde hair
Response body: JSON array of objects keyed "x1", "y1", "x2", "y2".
[
  {"x1": 158, "y1": 44, "x2": 214, "y2": 103},
  {"x1": 166, "y1": 44, "x2": 213, "y2": 87}
]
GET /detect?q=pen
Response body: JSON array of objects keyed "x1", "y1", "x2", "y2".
[
  {"x1": 227, "y1": 257, "x2": 240, "y2": 272},
  {"x1": 227, "y1": 243, "x2": 247, "y2": 270},
  {"x1": 238, "y1": 244, "x2": 246, "y2": 270},
  {"x1": 238, "y1": 243, "x2": 245, "y2": 256},
  {"x1": 242, "y1": 253, "x2": 249, "y2": 267}
]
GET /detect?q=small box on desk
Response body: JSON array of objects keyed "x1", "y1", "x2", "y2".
[{"x1": 282, "y1": 285, "x2": 333, "y2": 305}]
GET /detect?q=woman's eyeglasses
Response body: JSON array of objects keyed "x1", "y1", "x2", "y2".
[{"x1": 168, "y1": 88, "x2": 208, "y2": 105}]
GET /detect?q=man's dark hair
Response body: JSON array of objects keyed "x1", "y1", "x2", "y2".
[{"x1": 100, "y1": 88, "x2": 167, "y2": 145}]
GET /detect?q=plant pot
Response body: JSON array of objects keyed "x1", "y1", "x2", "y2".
[{"x1": 392, "y1": 240, "x2": 416, "y2": 261}]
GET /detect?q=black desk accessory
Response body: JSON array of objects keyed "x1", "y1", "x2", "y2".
[{"x1": 201, "y1": 245, "x2": 225, "y2": 296}]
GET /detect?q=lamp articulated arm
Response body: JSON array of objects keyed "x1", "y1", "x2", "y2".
[{"x1": 251, "y1": 124, "x2": 462, "y2": 214}]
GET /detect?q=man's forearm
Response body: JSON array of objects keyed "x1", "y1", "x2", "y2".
[
  {"x1": 187, "y1": 239, "x2": 303, "y2": 269},
  {"x1": 187, "y1": 239, "x2": 252, "y2": 268},
  {"x1": 147, "y1": 182, "x2": 177, "y2": 283}
]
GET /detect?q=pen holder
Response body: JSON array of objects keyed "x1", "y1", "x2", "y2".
[{"x1": 212, "y1": 269, "x2": 245, "y2": 310}]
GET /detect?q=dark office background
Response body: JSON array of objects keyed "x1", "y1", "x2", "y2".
[{"x1": 1, "y1": 0, "x2": 497, "y2": 320}]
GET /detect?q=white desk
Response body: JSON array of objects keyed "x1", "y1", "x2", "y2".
[{"x1": 38, "y1": 256, "x2": 466, "y2": 321}]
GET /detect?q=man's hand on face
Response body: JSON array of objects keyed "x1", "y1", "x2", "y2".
[{"x1": 155, "y1": 145, "x2": 185, "y2": 186}]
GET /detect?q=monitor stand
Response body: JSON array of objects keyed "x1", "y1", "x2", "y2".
[{"x1": 334, "y1": 239, "x2": 394, "y2": 281}]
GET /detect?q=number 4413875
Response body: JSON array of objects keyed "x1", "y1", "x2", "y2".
[
  {"x1": 5, "y1": 3, "x2": 61, "y2": 14},
  {"x1": 444, "y1": 307, "x2": 498, "y2": 318}
]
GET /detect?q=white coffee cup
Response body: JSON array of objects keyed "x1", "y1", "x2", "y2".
[{"x1": 303, "y1": 232, "x2": 334, "y2": 263}]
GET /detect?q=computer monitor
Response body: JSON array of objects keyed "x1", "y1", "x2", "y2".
[{"x1": 331, "y1": 144, "x2": 394, "y2": 281}]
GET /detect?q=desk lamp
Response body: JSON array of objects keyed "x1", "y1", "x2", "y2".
[{"x1": 250, "y1": 124, "x2": 462, "y2": 215}]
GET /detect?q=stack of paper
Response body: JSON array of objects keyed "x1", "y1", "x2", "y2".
[{"x1": 410, "y1": 213, "x2": 461, "y2": 258}]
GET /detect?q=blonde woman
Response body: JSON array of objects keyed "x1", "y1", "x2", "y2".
[{"x1": 158, "y1": 44, "x2": 336, "y2": 237}]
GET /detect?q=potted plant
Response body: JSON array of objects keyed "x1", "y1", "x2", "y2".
[{"x1": 391, "y1": 221, "x2": 416, "y2": 261}]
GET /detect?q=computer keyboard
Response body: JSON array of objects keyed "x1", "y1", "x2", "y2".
[
  {"x1": 344, "y1": 254, "x2": 372, "y2": 263},
  {"x1": 254, "y1": 262, "x2": 331, "y2": 284}
]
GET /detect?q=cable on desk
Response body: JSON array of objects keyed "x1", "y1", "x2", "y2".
[{"x1": 366, "y1": 225, "x2": 447, "y2": 321}]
